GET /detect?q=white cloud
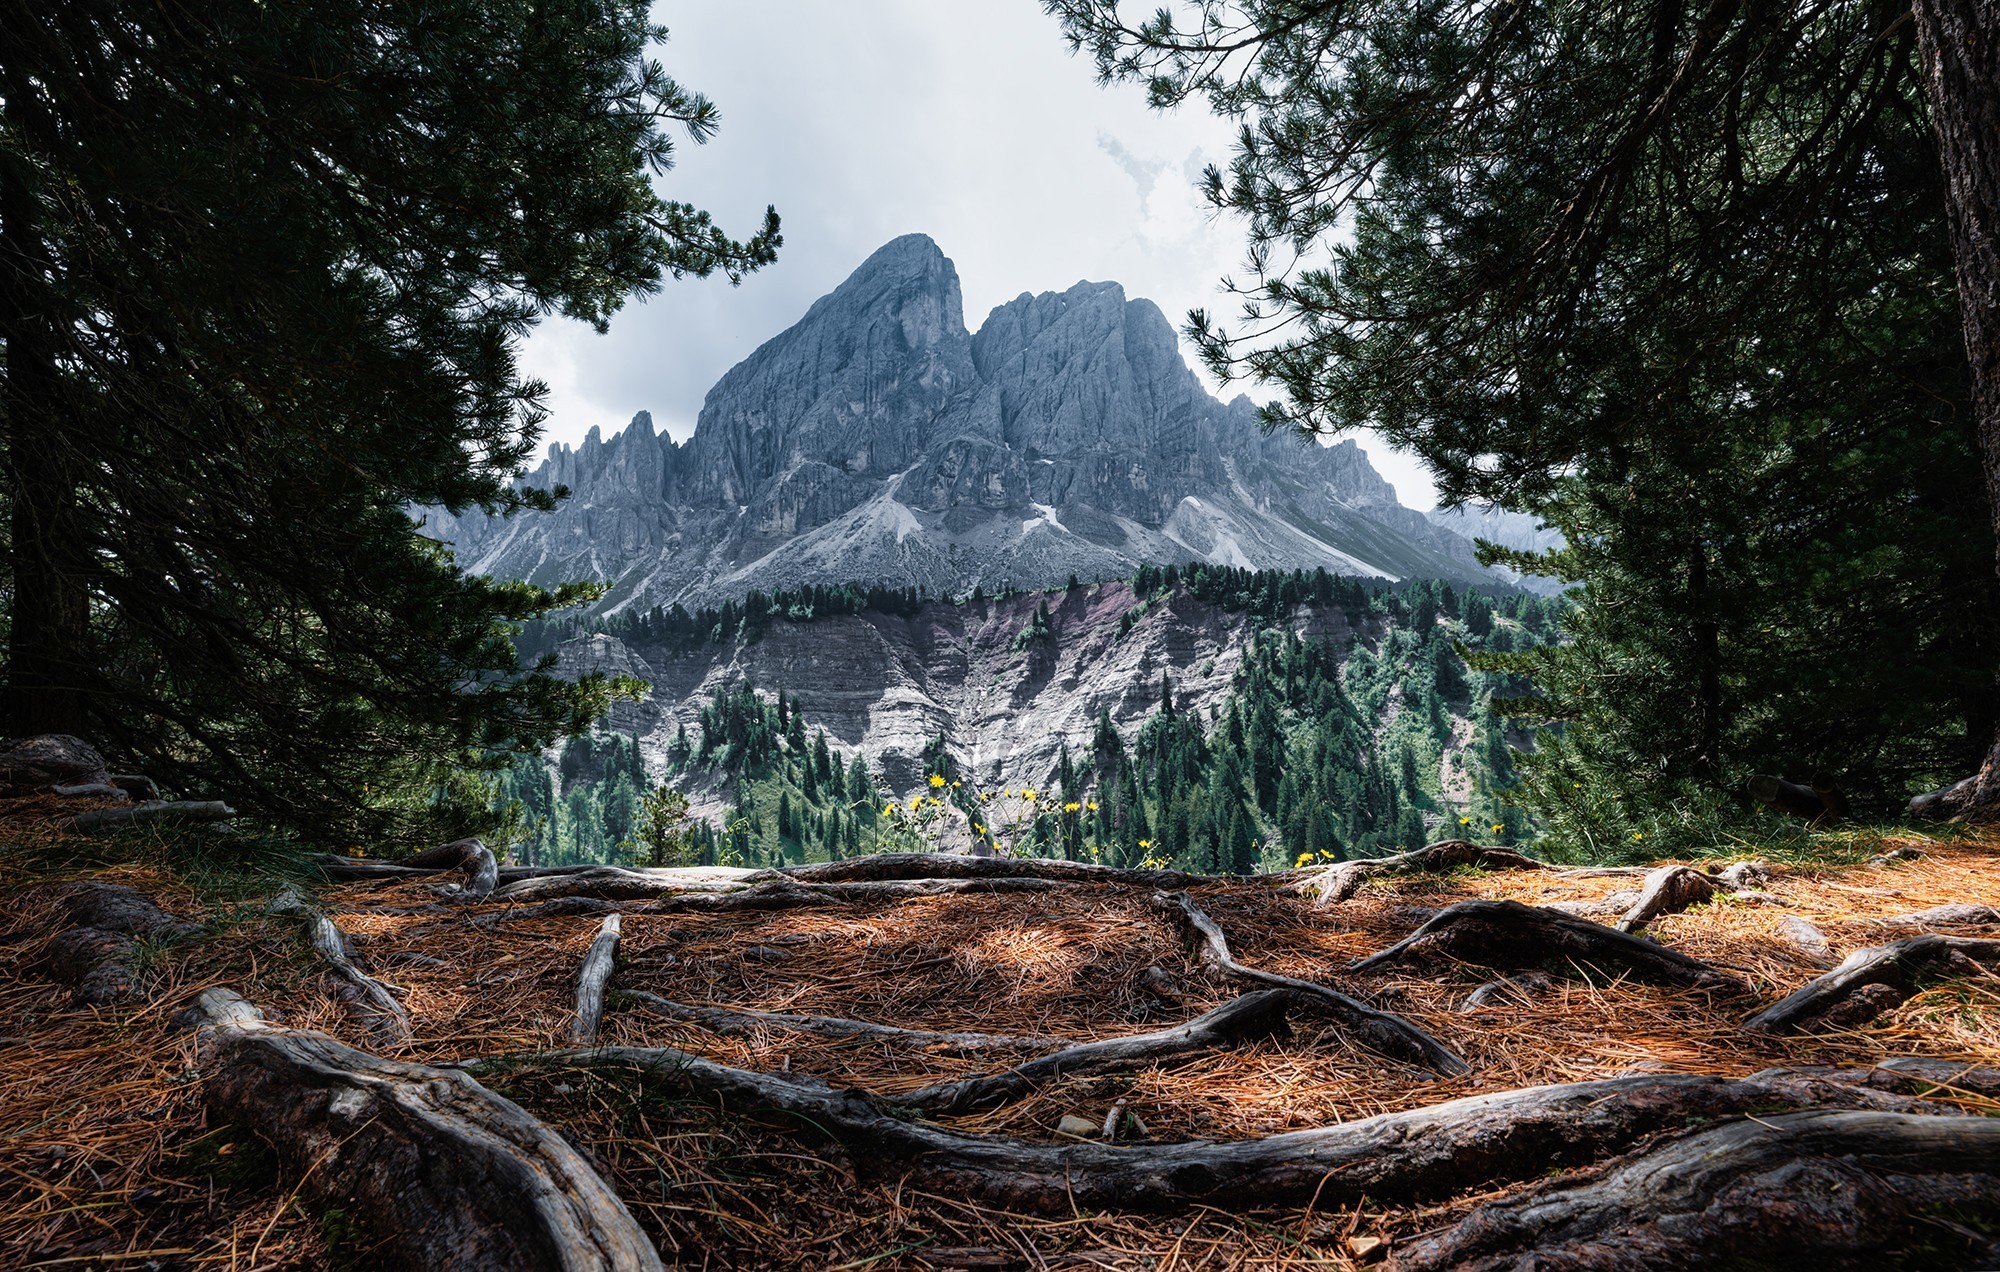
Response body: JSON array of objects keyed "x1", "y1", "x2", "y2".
[{"x1": 517, "y1": 0, "x2": 1437, "y2": 510}]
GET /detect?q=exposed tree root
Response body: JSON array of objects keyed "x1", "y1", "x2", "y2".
[
  {"x1": 571, "y1": 915, "x2": 622, "y2": 1045},
  {"x1": 1615, "y1": 864, "x2": 1719, "y2": 931},
  {"x1": 469, "y1": 1050, "x2": 1951, "y2": 1215},
  {"x1": 782, "y1": 852, "x2": 1218, "y2": 888},
  {"x1": 1746, "y1": 935, "x2": 2000, "y2": 1033},
  {"x1": 894, "y1": 990, "x2": 1300, "y2": 1113},
  {"x1": 1458, "y1": 971, "x2": 1553, "y2": 1013},
  {"x1": 1871, "y1": 903, "x2": 2000, "y2": 928},
  {"x1": 491, "y1": 866, "x2": 779, "y2": 904},
  {"x1": 398, "y1": 837, "x2": 501, "y2": 902},
  {"x1": 1391, "y1": 1110, "x2": 2000, "y2": 1271},
  {"x1": 269, "y1": 888, "x2": 412, "y2": 1044},
  {"x1": 1781, "y1": 915, "x2": 1838, "y2": 966},
  {"x1": 38, "y1": 882, "x2": 201, "y2": 1005},
  {"x1": 1296, "y1": 840, "x2": 1553, "y2": 904},
  {"x1": 189, "y1": 989, "x2": 662, "y2": 1271},
  {"x1": 641, "y1": 877, "x2": 1072, "y2": 913},
  {"x1": 473, "y1": 897, "x2": 627, "y2": 927},
  {"x1": 618, "y1": 990, "x2": 1063, "y2": 1054},
  {"x1": 1148, "y1": 890, "x2": 1470, "y2": 1075},
  {"x1": 1763, "y1": 1057, "x2": 2000, "y2": 1100},
  {"x1": 1348, "y1": 899, "x2": 1744, "y2": 991}
]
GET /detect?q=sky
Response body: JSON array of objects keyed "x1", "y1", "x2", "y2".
[{"x1": 518, "y1": 0, "x2": 1439, "y2": 511}]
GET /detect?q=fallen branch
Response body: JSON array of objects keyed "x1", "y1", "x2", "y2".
[
  {"x1": 571, "y1": 915, "x2": 622, "y2": 1045},
  {"x1": 466, "y1": 1050, "x2": 1951, "y2": 1215},
  {"x1": 619, "y1": 990, "x2": 1062, "y2": 1054},
  {"x1": 270, "y1": 888, "x2": 411, "y2": 1044},
  {"x1": 1394, "y1": 1110, "x2": 2000, "y2": 1271},
  {"x1": 59, "y1": 799, "x2": 235, "y2": 834},
  {"x1": 1148, "y1": 890, "x2": 1468, "y2": 1075},
  {"x1": 894, "y1": 990, "x2": 1300, "y2": 1113},
  {"x1": 1295, "y1": 840, "x2": 1551, "y2": 904},
  {"x1": 189, "y1": 989, "x2": 662, "y2": 1270},
  {"x1": 1347, "y1": 899, "x2": 1743, "y2": 991},
  {"x1": 1745, "y1": 935, "x2": 2000, "y2": 1033}
]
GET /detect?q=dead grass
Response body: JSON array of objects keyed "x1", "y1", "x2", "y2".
[{"x1": 4, "y1": 812, "x2": 1998, "y2": 1269}]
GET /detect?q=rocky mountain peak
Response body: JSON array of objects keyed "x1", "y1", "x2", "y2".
[{"x1": 432, "y1": 236, "x2": 1512, "y2": 609}]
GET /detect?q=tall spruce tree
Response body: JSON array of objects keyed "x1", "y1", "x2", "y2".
[
  {"x1": 1051, "y1": 0, "x2": 1999, "y2": 831},
  {"x1": 0, "y1": 1, "x2": 778, "y2": 842}
]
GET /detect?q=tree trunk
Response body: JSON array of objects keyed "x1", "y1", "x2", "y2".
[
  {"x1": 1911, "y1": 0, "x2": 2000, "y2": 820},
  {"x1": 0, "y1": 80, "x2": 90, "y2": 739}
]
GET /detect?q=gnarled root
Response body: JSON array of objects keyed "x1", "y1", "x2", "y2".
[
  {"x1": 783, "y1": 852, "x2": 1216, "y2": 888},
  {"x1": 1148, "y1": 890, "x2": 1469, "y2": 1075},
  {"x1": 398, "y1": 837, "x2": 500, "y2": 902},
  {"x1": 895, "y1": 990, "x2": 1299, "y2": 1113},
  {"x1": 189, "y1": 989, "x2": 661, "y2": 1270},
  {"x1": 1615, "y1": 865, "x2": 1718, "y2": 932},
  {"x1": 1745, "y1": 935, "x2": 2000, "y2": 1033},
  {"x1": 1296, "y1": 840, "x2": 1551, "y2": 904},
  {"x1": 269, "y1": 887, "x2": 412, "y2": 1043},
  {"x1": 620, "y1": 990, "x2": 1063, "y2": 1054},
  {"x1": 570, "y1": 915, "x2": 622, "y2": 1044},
  {"x1": 467, "y1": 1050, "x2": 1952, "y2": 1215},
  {"x1": 1348, "y1": 899, "x2": 1744, "y2": 992},
  {"x1": 1391, "y1": 1110, "x2": 2000, "y2": 1271}
]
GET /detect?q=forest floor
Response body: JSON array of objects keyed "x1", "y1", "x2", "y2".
[{"x1": 5, "y1": 805, "x2": 2000, "y2": 1269}]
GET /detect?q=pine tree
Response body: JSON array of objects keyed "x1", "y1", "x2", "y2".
[{"x1": 0, "y1": 0, "x2": 779, "y2": 843}]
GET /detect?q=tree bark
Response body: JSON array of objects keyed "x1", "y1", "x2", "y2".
[
  {"x1": 1910, "y1": 0, "x2": 2000, "y2": 821},
  {"x1": 1745, "y1": 934, "x2": 2000, "y2": 1032},
  {"x1": 1391, "y1": 1110, "x2": 2000, "y2": 1270},
  {"x1": 1347, "y1": 898, "x2": 1743, "y2": 991},
  {"x1": 1614, "y1": 864, "x2": 1718, "y2": 931},
  {"x1": 1297, "y1": 839, "x2": 1553, "y2": 904},
  {"x1": 191, "y1": 989, "x2": 662, "y2": 1271},
  {"x1": 620, "y1": 989, "x2": 1064, "y2": 1053},
  {"x1": 472, "y1": 1050, "x2": 1955, "y2": 1215},
  {"x1": 269, "y1": 888, "x2": 412, "y2": 1044},
  {"x1": 894, "y1": 990, "x2": 1300, "y2": 1113},
  {"x1": 569, "y1": 914, "x2": 621, "y2": 1045},
  {"x1": 1149, "y1": 890, "x2": 1470, "y2": 1075}
]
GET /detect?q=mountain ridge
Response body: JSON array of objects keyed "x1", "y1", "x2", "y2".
[{"x1": 428, "y1": 234, "x2": 1507, "y2": 609}]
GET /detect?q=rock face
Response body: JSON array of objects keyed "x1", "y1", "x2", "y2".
[
  {"x1": 429, "y1": 235, "x2": 1502, "y2": 611},
  {"x1": 555, "y1": 580, "x2": 1362, "y2": 815}
]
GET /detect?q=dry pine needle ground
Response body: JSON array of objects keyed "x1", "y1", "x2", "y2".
[{"x1": 4, "y1": 811, "x2": 1998, "y2": 1269}]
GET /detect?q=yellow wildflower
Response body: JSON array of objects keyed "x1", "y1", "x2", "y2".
[
  {"x1": 1491, "y1": 824, "x2": 1504, "y2": 834},
  {"x1": 882, "y1": 804, "x2": 895, "y2": 816},
  {"x1": 929, "y1": 774, "x2": 946, "y2": 789}
]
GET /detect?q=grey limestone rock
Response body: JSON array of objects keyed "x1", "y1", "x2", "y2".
[{"x1": 430, "y1": 235, "x2": 1510, "y2": 613}]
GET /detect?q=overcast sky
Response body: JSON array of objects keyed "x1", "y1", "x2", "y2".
[{"x1": 519, "y1": 0, "x2": 1439, "y2": 510}]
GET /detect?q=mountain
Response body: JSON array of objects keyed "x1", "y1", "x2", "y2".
[
  {"x1": 427, "y1": 235, "x2": 1507, "y2": 610},
  {"x1": 1426, "y1": 506, "x2": 1567, "y2": 594}
]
